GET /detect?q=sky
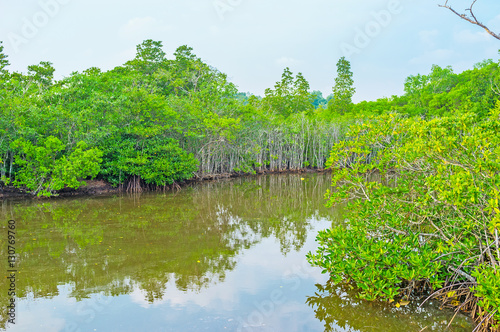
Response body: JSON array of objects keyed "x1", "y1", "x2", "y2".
[{"x1": 1, "y1": 0, "x2": 500, "y2": 102}]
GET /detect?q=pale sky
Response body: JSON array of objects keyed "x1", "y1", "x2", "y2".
[{"x1": 1, "y1": 0, "x2": 499, "y2": 102}]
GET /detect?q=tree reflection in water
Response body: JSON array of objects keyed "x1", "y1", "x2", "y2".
[
  {"x1": 0, "y1": 173, "x2": 337, "y2": 329},
  {"x1": 306, "y1": 282, "x2": 473, "y2": 332}
]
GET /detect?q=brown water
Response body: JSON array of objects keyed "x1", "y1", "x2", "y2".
[{"x1": 0, "y1": 173, "x2": 473, "y2": 331}]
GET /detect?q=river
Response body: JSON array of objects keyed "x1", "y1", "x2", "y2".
[{"x1": 0, "y1": 173, "x2": 473, "y2": 331}]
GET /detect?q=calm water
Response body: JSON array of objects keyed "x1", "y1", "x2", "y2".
[{"x1": 0, "y1": 173, "x2": 473, "y2": 332}]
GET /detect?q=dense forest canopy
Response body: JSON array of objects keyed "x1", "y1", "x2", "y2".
[{"x1": 1, "y1": 39, "x2": 498, "y2": 197}]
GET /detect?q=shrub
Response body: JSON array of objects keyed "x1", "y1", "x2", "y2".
[
  {"x1": 99, "y1": 135, "x2": 198, "y2": 188},
  {"x1": 308, "y1": 103, "x2": 500, "y2": 329},
  {"x1": 11, "y1": 137, "x2": 102, "y2": 197}
]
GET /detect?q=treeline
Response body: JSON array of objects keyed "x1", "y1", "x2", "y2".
[
  {"x1": 0, "y1": 39, "x2": 498, "y2": 197},
  {"x1": 0, "y1": 40, "x2": 344, "y2": 196},
  {"x1": 351, "y1": 60, "x2": 500, "y2": 118}
]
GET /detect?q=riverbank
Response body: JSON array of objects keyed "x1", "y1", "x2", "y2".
[{"x1": 0, "y1": 168, "x2": 330, "y2": 199}]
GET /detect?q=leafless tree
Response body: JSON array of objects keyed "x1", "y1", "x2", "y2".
[{"x1": 440, "y1": 0, "x2": 500, "y2": 41}]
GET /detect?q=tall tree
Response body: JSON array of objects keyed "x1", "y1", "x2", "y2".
[
  {"x1": 0, "y1": 41, "x2": 9, "y2": 72},
  {"x1": 136, "y1": 39, "x2": 166, "y2": 63},
  {"x1": 329, "y1": 57, "x2": 355, "y2": 116},
  {"x1": 264, "y1": 68, "x2": 313, "y2": 117},
  {"x1": 27, "y1": 61, "x2": 55, "y2": 90},
  {"x1": 292, "y1": 72, "x2": 313, "y2": 114},
  {"x1": 127, "y1": 39, "x2": 167, "y2": 75},
  {"x1": 264, "y1": 67, "x2": 294, "y2": 117}
]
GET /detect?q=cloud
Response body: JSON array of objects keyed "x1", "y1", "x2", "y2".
[
  {"x1": 12, "y1": 307, "x2": 67, "y2": 332},
  {"x1": 454, "y1": 29, "x2": 491, "y2": 43},
  {"x1": 275, "y1": 57, "x2": 301, "y2": 68},
  {"x1": 409, "y1": 49, "x2": 454, "y2": 65},
  {"x1": 418, "y1": 29, "x2": 439, "y2": 47},
  {"x1": 488, "y1": 14, "x2": 500, "y2": 31},
  {"x1": 115, "y1": 46, "x2": 140, "y2": 64}
]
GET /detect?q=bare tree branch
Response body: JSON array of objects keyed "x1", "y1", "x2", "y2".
[{"x1": 439, "y1": 0, "x2": 500, "y2": 41}]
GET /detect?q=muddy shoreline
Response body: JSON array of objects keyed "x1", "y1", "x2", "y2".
[{"x1": 0, "y1": 168, "x2": 330, "y2": 200}]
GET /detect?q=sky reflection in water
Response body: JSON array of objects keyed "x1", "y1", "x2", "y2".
[{"x1": 0, "y1": 174, "x2": 473, "y2": 331}]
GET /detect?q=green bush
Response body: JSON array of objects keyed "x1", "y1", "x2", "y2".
[
  {"x1": 308, "y1": 104, "x2": 500, "y2": 328},
  {"x1": 472, "y1": 265, "x2": 500, "y2": 330},
  {"x1": 11, "y1": 137, "x2": 102, "y2": 197},
  {"x1": 100, "y1": 135, "x2": 198, "y2": 187}
]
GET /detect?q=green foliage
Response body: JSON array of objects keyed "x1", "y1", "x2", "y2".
[
  {"x1": 329, "y1": 57, "x2": 355, "y2": 116},
  {"x1": 472, "y1": 265, "x2": 500, "y2": 326},
  {"x1": 263, "y1": 67, "x2": 314, "y2": 117},
  {"x1": 11, "y1": 137, "x2": 102, "y2": 197},
  {"x1": 356, "y1": 62, "x2": 500, "y2": 118},
  {"x1": 0, "y1": 41, "x2": 9, "y2": 72},
  {"x1": 100, "y1": 136, "x2": 198, "y2": 187},
  {"x1": 308, "y1": 104, "x2": 500, "y2": 326},
  {"x1": 27, "y1": 61, "x2": 55, "y2": 89},
  {"x1": 352, "y1": 97, "x2": 398, "y2": 116},
  {"x1": 0, "y1": 39, "x2": 258, "y2": 191},
  {"x1": 311, "y1": 90, "x2": 328, "y2": 109},
  {"x1": 126, "y1": 39, "x2": 167, "y2": 75},
  {"x1": 0, "y1": 38, "x2": 498, "y2": 201}
]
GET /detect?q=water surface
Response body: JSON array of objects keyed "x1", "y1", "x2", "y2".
[{"x1": 0, "y1": 174, "x2": 473, "y2": 331}]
